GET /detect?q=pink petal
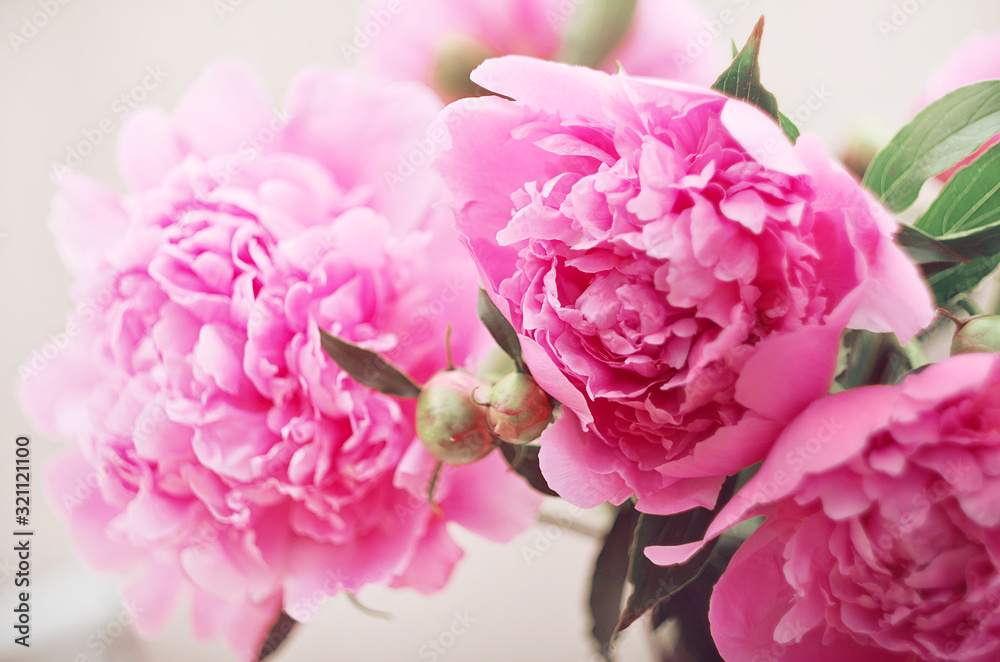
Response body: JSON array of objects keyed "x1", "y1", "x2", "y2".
[
  {"x1": 847, "y1": 226, "x2": 934, "y2": 343},
  {"x1": 117, "y1": 107, "x2": 184, "y2": 191},
  {"x1": 471, "y1": 56, "x2": 613, "y2": 120},
  {"x1": 734, "y1": 321, "x2": 843, "y2": 423},
  {"x1": 538, "y1": 408, "x2": 629, "y2": 508},
  {"x1": 441, "y1": 452, "x2": 542, "y2": 542},
  {"x1": 390, "y1": 518, "x2": 464, "y2": 595},
  {"x1": 172, "y1": 59, "x2": 273, "y2": 159},
  {"x1": 122, "y1": 561, "x2": 185, "y2": 637}
]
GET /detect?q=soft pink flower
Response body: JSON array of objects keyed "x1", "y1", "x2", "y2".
[
  {"x1": 21, "y1": 60, "x2": 540, "y2": 660},
  {"x1": 667, "y1": 354, "x2": 1000, "y2": 662},
  {"x1": 436, "y1": 56, "x2": 934, "y2": 516},
  {"x1": 355, "y1": 0, "x2": 726, "y2": 100},
  {"x1": 914, "y1": 30, "x2": 1000, "y2": 180}
]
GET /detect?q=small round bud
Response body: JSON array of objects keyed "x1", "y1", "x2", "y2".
[
  {"x1": 486, "y1": 372, "x2": 554, "y2": 444},
  {"x1": 431, "y1": 37, "x2": 495, "y2": 102},
  {"x1": 416, "y1": 370, "x2": 494, "y2": 465},
  {"x1": 951, "y1": 315, "x2": 1000, "y2": 355}
]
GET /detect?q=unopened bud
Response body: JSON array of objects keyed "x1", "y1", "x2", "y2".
[
  {"x1": 950, "y1": 314, "x2": 1000, "y2": 355},
  {"x1": 431, "y1": 37, "x2": 495, "y2": 102},
  {"x1": 487, "y1": 372, "x2": 554, "y2": 444},
  {"x1": 416, "y1": 370, "x2": 494, "y2": 465}
]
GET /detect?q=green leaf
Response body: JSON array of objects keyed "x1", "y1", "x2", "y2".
[
  {"x1": 779, "y1": 112, "x2": 800, "y2": 144},
  {"x1": 896, "y1": 224, "x2": 969, "y2": 265},
  {"x1": 318, "y1": 329, "x2": 422, "y2": 398},
  {"x1": 477, "y1": 289, "x2": 527, "y2": 373},
  {"x1": 836, "y1": 330, "x2": 919, "y2": 389},
  {"x1": 712, "y1": 17, "x2": 777, "y2": 120},
  {"x1": 934, "y1": 220, "x2": 1000, "y2": 258},
  {"x1": 896, "y1": 144, "x2": 1000, "y2": 300},
  {"x1": 729, "y1": 38, "x2": 738, "y2": 59},
  {"x1": 558, "y1": 0, "x2": 638, "y2": 69},
  {"x1": 863, "y1": 80, "x2": 1000, "y2": 212},
  {"x1": 916, "y1": 140, "x2": 1000, "y2": 236},
  {"x1": 615, "y1": 476, "x2": 737, "y2": 635},
  {"x1": 498, "y1": 442, "x2": 558, "y2": 497},
  {"x1": 649, "y1": 536, "x2": 739, "y2": 662},
  {"x1": 589, "y1": 502, "x2": 641, "y2": 661},
  {"x1": 928, "y1": 252, "x2": 1000, "y2": 305},
  {"x1": 257, "y1": 611, "x2": 297, "y2": 661},
  {"x1": 711, "y1": 17, "x2": 798, "y2": 144}
]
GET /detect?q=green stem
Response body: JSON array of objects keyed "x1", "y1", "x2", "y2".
[{"x1": 427, "y1": 461, "x2": 444, "y2": 517}]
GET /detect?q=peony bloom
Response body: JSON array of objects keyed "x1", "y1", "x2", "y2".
[
  {"x1": 668, "y1": 354, "x2": 1000, "y2": 662},
  {"x1": 914, "y1": 30, "x2": 1000, "y2": 180},
  {"x1": 353, "y1": 0, "x2": 726, "y2": 101},
  {"x1": 21, "y1": 61, "x2": 540, "y2": 660},
  {"x1": 436, "y1": 56, "x2": 934, "y2": 516}
]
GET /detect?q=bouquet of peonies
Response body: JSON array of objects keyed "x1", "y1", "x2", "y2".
[{"x1": 18, "y1": 1, "x2": 1000, "y2": 660}]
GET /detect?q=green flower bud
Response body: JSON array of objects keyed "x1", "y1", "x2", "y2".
[
  {"x1": 416, "y1": 370, "x2": 494, "y2": 465},
  {"x1": 486, "y1": 372, "x2": 554, "y2": 444},
  {"x1": 430, "y1": 37, "x2": 495, "y2": 102},
  {"x1": 951, "y1": 315, "x2": 1000, "y2": 355}
]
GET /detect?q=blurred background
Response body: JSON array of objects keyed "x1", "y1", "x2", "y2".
[{"x1": 2, "y1": 0, "x2": 999, "y2": 660}]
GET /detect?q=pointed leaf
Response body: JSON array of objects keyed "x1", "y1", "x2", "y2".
[
  {"x1": 615, "y1": 476, "x2": 737, "y2": 634},
  {"x1": 712, "y1": 17, "x2": 777, "y2": 120},
  {"x1": 589, "y1": 502, "x2": 641, "y2": 661},
  {"x1": 863, "y1": 80, "x2": 1000, "y2": 212},
  {"x1": 558, "y1": 0, "x2": 638, "y2": 69},
  {"x1": 896, "y1": 224, "x2": 969, "y2": 265},
  {"x1": 779, "y1": 112, "x2": 800, "y2": 144},
  {"x1": 498, "y1": 441, "x2": 559, "y2": 496},
  {"x1": 257, "y1": 610, "x2": 298, "y2": 662},
  {"x1": 477, "y1": 289, "x2": 527, "y2": 372},
  {"x1": 928, "y1": 252, "x2": 1000, "y2": 305},
  {"x1": 318, "y1": 329, "x2": 422, "y2": 398},
  {"x1": 915, "y1": 140, "x2": 1000, "y2": 237},
  {"x1": 649, "y1": 536, "x2": 740, "y2": 662},
  {"x1": 897, "y1": 142, "x2": 1000, "y2": 300},
  {"x1": 711, "y1": 17, "x2": 798, "y2": 144}
]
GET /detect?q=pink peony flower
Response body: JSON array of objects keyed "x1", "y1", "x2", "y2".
[
  {"x1": 668, "y1": 354, "x2": 1000, "y2": 662},
  {"x1": 436, "y1": 56, "x2": 934, "y2": 516},
  {"x1": 914, "y1": 30, "x2": 1000, "y2": 180},
  {"x1": 21, "y1": 60, "x2": 540, "y2": 660},
  {"x1": 354, "y1": 0, "x2": 727, "y2": 101}
]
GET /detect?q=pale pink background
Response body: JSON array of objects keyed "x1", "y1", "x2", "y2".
[{"x1": 2, "y1": 1, "x2": 999, "y2": 660}]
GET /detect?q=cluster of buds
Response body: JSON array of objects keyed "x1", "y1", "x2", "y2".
[
  {"x1": 415, "y1": 368, "x2": 554, "y2": 465},
  {"x1": 320, "y1": 291, "x2": 558, "y2": 506}
]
